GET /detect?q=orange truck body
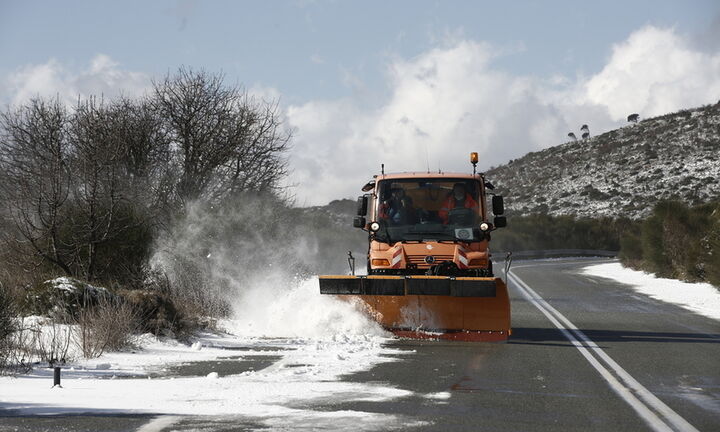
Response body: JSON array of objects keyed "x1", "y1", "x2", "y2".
[{"x1": 319, "y1": 161, "x2": 510, "y2": 341}]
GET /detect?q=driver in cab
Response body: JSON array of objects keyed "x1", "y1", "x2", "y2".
[{"x1": 439, "y1": 183, "x2": 478, "y2": 224}]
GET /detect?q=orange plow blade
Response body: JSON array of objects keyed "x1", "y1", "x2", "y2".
[{"x1": 319, "y1": 275, "x2": 511, "y2": 341}]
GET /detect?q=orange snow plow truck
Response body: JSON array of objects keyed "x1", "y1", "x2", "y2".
[{"x1": 319, "y1": 153, "x2": 510, "y2": 341}]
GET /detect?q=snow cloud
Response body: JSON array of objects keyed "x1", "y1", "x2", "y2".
[
  {"x1": 287, "y1": 26, "x2": 720, "y2": 205},
  {"x1": 1, "y1": 54, "x2": 150, "y2": 107}
]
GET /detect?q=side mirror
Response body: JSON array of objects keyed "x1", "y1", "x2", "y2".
[
  {"x1": 361, "y1": 180, "x2": 375, "y2": 192},
  {"x1": 353, "y1": 216, "x2": 366, "y2": 228},
  {"x1": 356, "y1": 196, "x2": 368, "y2": 216},
  {"x1": 492, "y1": 195, "x2": 504, "y2": 215},
  {"x1": 493, "y1": 216, "x2": 507, "y2": 228}
]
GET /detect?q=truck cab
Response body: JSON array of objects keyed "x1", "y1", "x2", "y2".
[
  {"x1": 320, "y1": 154, "x2": 511, "y2": 341},
  {"x1": 354, "y1": 172, "x2": 506, "y2": 277}
]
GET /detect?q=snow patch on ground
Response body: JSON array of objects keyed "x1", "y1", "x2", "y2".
[
  {"x1": 582, "y1": 262, "x2": 720, "y2": 321},
  {"x1": 0, "y1": 277, "x2": 416, "y2": 430},
  {"x1": 0, "y1": 330, "x2": 412, "y2": 428},
  {"x1": 424, "y1": 391, "x2": 451, "y2": 400}
]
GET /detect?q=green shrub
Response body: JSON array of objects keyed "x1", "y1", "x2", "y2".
[
  {"x1": 628, "y1": 200, "x2": 720, "y2": 284},
  {"x1": 618, "y1": 230, "x2": 643, "y2": 269},
  {"x1": 640, "y1": 206, "x2": 674, "y2": 277},
  {"x1": 0, "y1": 283, "x2": 17, "y2": 371},
  {"x1": 706, "y1": 209, "x2": 720, "y2": 286},
  {"x1": 491, "y1": 213, "x2": 634, "y2": 252}
]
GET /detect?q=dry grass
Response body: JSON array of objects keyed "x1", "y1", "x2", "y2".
[{"x1": 74, "y1": 296, "x2": 140, "y2": 359}]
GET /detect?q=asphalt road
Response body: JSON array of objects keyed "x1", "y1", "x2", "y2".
[
  {"x1": 330, "y1": 257, "x2": 720, "y2": 432},
  {"x1": 2, "y1": 258, "x2": 718, "y2": 431}
]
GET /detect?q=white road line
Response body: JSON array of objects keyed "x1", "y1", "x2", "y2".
[
  {"x1": 508, "y1": 271, "x2": 699, "y2": 432},
  {"x1": 136, "y1": 415, "x2": 181, "y2": 432}
]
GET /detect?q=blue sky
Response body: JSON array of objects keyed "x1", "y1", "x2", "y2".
[
  {"x1": 1, "y1": 1, "x2": 719, "y2": 203},
  {"x1": 2, "y1": 0, "x2": 717, "y2": 102}
]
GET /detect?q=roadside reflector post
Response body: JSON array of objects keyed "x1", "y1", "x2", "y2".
[{"x1": 53, "y1": 367, "x2": 62, "y2": 388}]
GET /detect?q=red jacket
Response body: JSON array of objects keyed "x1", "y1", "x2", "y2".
[{"x1": 439, "y1": 193, "x2": 478, "y2": 224}]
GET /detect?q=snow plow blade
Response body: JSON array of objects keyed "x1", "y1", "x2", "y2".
[{"x1": 319, "y1": 275, "x2": 511, "y2": 341}]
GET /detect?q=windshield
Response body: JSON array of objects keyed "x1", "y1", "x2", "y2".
[{"x1": 374, "y1": 178, "x2": 484, "y2": 242}]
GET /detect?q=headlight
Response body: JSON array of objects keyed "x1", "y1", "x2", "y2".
[
  {"x1": 480, "y1": 222, "x2": 490, "y2": 231},
  {"x1": 370, "y1": 221, "x2": 380, "y2": 232}
]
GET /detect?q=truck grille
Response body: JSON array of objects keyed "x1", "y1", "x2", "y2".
[{"x1": 406, "y1": 254, "x2": 454, "y2": 267}]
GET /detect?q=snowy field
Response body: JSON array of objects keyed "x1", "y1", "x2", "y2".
[
  {"x1": 582, "y1": 262, "x2": 720, "y2": 321},
  {"x1": 0, "y1": 278, "x2": 428, "y2": 431}
]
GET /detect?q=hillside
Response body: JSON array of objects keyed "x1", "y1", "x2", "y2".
[{"x1": 486, "y1": 102, "x2": 720, "y2": 219}]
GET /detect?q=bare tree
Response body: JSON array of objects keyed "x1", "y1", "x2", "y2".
[
  {"x1": 68, "y1": 97, "x2": 129, "y2": 280},
  {"x1": 222, "y1": 99, "x2": 290, "y2": 195},
  {"x1": 0, "y1": 68, "x2": 294, "y2": 290},
  {"x1": 96, "y1": 98, "x2": 174, "y2": 224},
  {"x1": 68, "y1": 97, "x2": 172, "y2": 282},
  {"x1": 109, "y1": 98, "x2": 171, "y2": 185},
  {"x1": 0, "y1": 98, "x2": 73, "y2": 275},
  {"x1": 152, "y1": 67, "x2": 290, "y2": 205},
  {"x1": 0, "y1": 96, "x2": 169, "y2": 283},
  {"x1": 580, "y1": 124, "x2": 590, "y2": 139},
  {"x1": 567, "y1": 132, "x2": 577, "y2": 141},
  {"x1": 627, "y1": 113, "x2": 640, "y2": 123}
]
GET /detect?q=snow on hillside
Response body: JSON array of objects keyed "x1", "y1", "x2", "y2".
[{"x1": 487, "y1": 102, "x2": 720, "y2": 219}]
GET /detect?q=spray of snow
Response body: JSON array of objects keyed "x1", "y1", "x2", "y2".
[
  {"x1": 149, "y1": 195, "x2": 385, "y2": 340},
  {"x1": 582, "y1": 262, "x2": 720, "y2": 321},
  {"x1": 226, "y1": 274, "x2": 387, "y2": 339}
]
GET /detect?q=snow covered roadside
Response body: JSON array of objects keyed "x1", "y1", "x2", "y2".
[
  {"x1": 582, "y1": 262, "x2": 720, "y2": 321},
  {"x1": 0, "y1": 278, "x2": 421, "y2": 430},
  {"x1": 0, "y1": 332, "x2": 412, "y2": 426}
]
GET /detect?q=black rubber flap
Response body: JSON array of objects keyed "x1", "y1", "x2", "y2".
[
  {"x1": 450, "y1": 279, "x2": 497, "y2": 297},
  {"x1": 362, "y1": 277, "x2": 405, "y2": 295},
  {"x1": 406, "y1": 277, "x2": 451, "y2": 296},
  {"x1": 319, "y1": 277, "x2": 363, "y2": 295}
]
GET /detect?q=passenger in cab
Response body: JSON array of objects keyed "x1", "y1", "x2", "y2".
[
  {"x1": 439, "y1": 183, "x2": 478, "y2": 224},
  {"x1": 379, "y1": 188, "x2": 416, "y2": 225}
]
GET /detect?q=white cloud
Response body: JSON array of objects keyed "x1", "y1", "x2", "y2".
[
  {"x1": 584, "y1": 26, "x2": 720, "y2": 119},
  {"x1": 248, "y1": 83, "x2": 283, "y2": 103},
  {"x1": 286, "y1": 41, "x2": 592, "y2": 205},
  {"x1": 287, "y1": 26, "x2": 720, "y2": 205},
  {"x1": 1, "y1": 54, "x2": 150, "y2": 107}
]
